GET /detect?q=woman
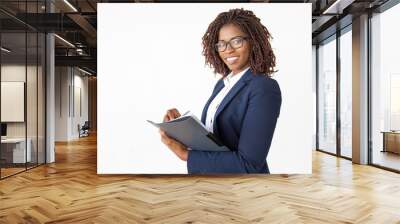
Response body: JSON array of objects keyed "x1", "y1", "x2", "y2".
[{"x1": 159, "y1": 8, "x2": 281, "y2": 174}]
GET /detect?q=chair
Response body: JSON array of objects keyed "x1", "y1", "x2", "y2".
[{"x1": 79, "y1": 121, "x2": 90, "y2": 138}]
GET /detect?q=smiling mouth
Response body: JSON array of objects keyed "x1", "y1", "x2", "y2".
[{"x1": 225, "y1": 56, "x2": 239, "y2": 65}]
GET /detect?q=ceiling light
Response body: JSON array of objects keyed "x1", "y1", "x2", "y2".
[
  {"x1": 63, "y1": 0, "x2": 78, "y2": 12},
  {"x1": 1, "y1": 47, "x2": 11, "y2": 53},
  {"x1": 54, "y1": 34, "x2": 75, "y2": 48},
  {"x1": 322, "y1": 0, "x2": 355, "y2": 15},
  {"x1": 78, "y1": 67, "x2": 93, "y2": 76}
]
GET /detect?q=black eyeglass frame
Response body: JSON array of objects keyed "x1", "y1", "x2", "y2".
[{"x1": 215, "y1": 36, "x2": 249, "y2": 52}]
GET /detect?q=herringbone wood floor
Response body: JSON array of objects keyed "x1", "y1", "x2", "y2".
[{"x1": 1, "y1": 134, "x2": 400, "y2": 223}]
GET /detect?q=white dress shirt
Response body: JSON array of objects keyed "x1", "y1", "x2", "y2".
[{"x1": 205, "y1": 67, "x2": 250, "y2": 133}]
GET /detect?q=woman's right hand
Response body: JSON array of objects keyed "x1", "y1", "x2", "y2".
[{"x1": 163, "y1": 108, "x2": 181, "y2": 122}]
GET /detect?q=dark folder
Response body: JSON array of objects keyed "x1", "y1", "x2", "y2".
[{"x1": 147, "y1": 114, "x2": 230, "y2": 152}]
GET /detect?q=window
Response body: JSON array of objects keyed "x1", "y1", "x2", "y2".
[
  {"x1": 370, "y1": 3, "x2": 400, "y2": 171},
  {"x1": 0, "y1": 1, "x2": 46, "y2": 179},
  {"x1": 318, "y1": 36, "x2": 337, "y2": 155},
  {"x1": 339, "y1": 28, "x2": 352, "y2": 158}
]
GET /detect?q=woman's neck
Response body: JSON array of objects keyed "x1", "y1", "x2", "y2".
[{"x1": 232, "y1": 65, "x2": 250, "y2": 76}]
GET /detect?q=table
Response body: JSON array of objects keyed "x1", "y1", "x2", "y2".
[
  {"x1": 1, "y1": 138, "x2": 32, "y2": 163},
  {"x1": 381, "y1": 131, "x2": 400, "y2": 154}
]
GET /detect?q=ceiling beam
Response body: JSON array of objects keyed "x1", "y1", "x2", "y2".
[
  {"x1": 67, "y1": 13, "x2": 97, "y2": 40},
  {"x1": 322, "y1": 0, "x2": 356, "y2": 14},
  {"x1": 55, "y1": 55, "x2": 96, "y2": 69}
]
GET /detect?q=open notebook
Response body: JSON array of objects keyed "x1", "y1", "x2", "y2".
[{"x1": 147, "y1": 112, "x2": 230, "y2": 152}]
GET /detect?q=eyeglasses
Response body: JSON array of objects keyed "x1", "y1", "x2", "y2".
[{"x1": 215, "y1": 36, "x2": 248, "y2": 52}]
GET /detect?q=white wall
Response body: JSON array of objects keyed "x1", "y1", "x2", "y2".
[
  {"x1": 55, "y1": 67, "x2": 89, "y2": 141},
  {"x1": 73, "y1": 72, "x2": 89, "y2": 137},
  {"x1": 1, "y1": 64, "x2": 46, "y2": 163},
  {"x1": 1, "y1": 65, "x2": 28, "y2": 141},
  {"x1": 55, "y1": 66, "x2": 69, "y2": 141},
  {"x1": 1, "y1": 65, "x2": 40, "y2": 138}
]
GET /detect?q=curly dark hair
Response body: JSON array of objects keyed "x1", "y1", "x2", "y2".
[{"x1": 202, "y1": 8, "x2": 276, "y2": 77}]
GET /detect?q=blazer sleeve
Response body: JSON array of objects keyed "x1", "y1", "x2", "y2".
[{"x1": 187, "y1": 78, "x2": 282, "y2": 174}]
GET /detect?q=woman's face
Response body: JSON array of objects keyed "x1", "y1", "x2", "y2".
[{"x1": 217, "y1": 23, "x2": 251, "y2": 75}]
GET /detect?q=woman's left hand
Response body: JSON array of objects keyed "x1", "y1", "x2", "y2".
[{"x1": 159, "y1": 129, "x2": 188, "y2": 161}]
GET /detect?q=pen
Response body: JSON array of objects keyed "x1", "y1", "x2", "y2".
[{"x1": 181, "y1": 110, "x2": 190, "y2": 117}]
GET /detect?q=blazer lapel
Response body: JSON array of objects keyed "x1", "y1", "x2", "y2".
[
  {"x1": 213, "y1": 69, "x2": 253, "y2": 131},
  {"x1": 201, "y1": 80, "x2": 225, "y2": 124}
]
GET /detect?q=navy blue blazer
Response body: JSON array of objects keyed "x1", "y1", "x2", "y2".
[{"x1": 187, "y1": 69, "x2": 282, "y2": 174}]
